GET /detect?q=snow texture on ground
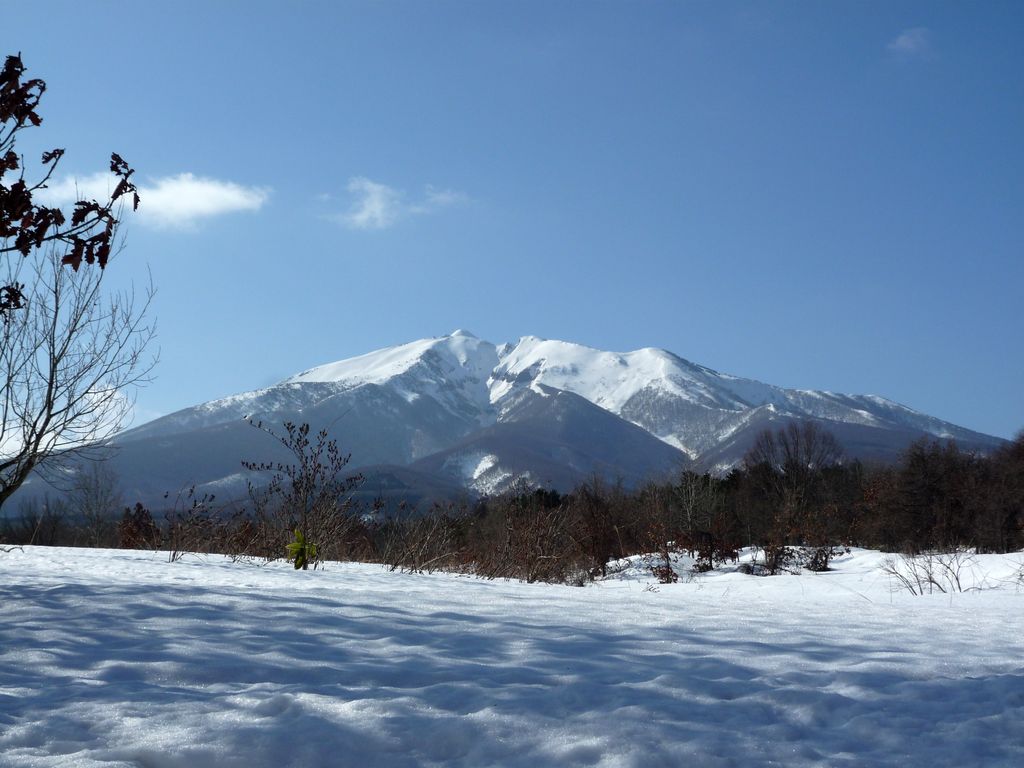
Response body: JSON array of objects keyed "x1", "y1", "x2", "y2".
[{"x1": 2, "y1": 547, "x2": 1023, "y2": 767}]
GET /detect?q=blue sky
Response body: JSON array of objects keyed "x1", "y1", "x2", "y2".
[{"x1": 5, "y1": 1, "x2": 1022, "y2": 438}]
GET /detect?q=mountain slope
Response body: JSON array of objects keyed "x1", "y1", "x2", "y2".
[{"x1": 411, "y1": 384, "x2": 688, "y2": 494}]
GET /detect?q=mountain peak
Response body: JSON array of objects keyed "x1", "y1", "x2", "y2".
[{"x1": 449, "y1": 329, "x2": 477, "y2": 339}]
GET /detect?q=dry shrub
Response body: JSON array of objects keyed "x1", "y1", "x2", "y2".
[{"x1": 118, "y1": 503, "x2": 160, "y2": 549}]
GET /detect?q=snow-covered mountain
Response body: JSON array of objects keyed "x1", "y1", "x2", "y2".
[{"x1": 26, "y1": 330, "x2": 1005, "y2": 508}]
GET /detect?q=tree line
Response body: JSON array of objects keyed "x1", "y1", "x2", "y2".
[{"x1": 4, "y1": 421, "x2": 1021, "y2": 585}]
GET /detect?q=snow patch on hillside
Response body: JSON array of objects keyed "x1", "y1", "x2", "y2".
[
  {"x1": 438, "y1": 450, "x2": 516, "y2": 495},
  {"x1": 443, "y1": 450, "x2": 498, "y2": 482}
]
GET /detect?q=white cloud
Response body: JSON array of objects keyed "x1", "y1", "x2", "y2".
[
  {"x1": 36, "y1": 172, "x2": 270, "y2": 230},
  {"x1": 140, "y1": 174, "x2": 269, "y2": 229},
  {"x1": 887, "y1": 27, "x2": 931, "y2": 58},
  {"x1": 410, "y1": 185, "x2": 468, "y2": 214},
  {"x1": 337, "y1": 177, "x2": 466, "y2": 230},
  {"x1": 341, "y1": 176, "x2": 404, "y2": 230}
]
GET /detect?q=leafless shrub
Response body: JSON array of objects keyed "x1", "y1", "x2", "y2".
[
  {"x1": 736, "y1": 562, "x2": 773, "y2": 577},
  {"x1": 760, "y1": 544, "x2": 798, "y2": 575},
  {"x1": 804, "y1": 545, "x2": 835, "y2": 572},
  {"x1": 880, "y1": 549, "x2": 979, "y2": 595},
  {"x1": 380, "y1": 504, "x2": 467, "y2": 574},
  {"x1": 163, "y1": 486, "x2": 230, "y2": 562},
  {"x1": 649, "y1": 549, "x2": 679, "y2": 584},
  {"x1": 118, "y1": 502, "x2": 160, "y2": 549},
  {"x1": 410, "y1": 487, "x2": 590, "y2": 584},
  {"x1": 475, "y1": 492, "x2": 585, "y2": 583},
  {"x1": 647, "y1": 549, "x2": 680, "y2": 584},
  {"x1": 371, "y1": 485, "x2": 625, "y2": 585}
]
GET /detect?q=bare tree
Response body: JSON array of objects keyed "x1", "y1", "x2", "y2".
[
  {"x1": 744, "y1": 421, "x2": 844, "y2": 556},
  {"x1": 0, "y1": 249, "x2": 154, "y2": 511},
  {"x1": 746, "y1": 420, "x2": 844, "y2": 476},
  {"x1": 69, "y1": 459, "x2": 122, "y2": 547},
  {"x1": 674, "y1": 470, "x2": 719, "y2": 538},
  {"x1": 0, "y1": 53, "x2": 150, "y2": 514}
]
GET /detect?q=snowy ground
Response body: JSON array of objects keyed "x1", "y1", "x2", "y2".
[{"x1": 2, "y1": 547, "x2": 1023, "y2": 767}]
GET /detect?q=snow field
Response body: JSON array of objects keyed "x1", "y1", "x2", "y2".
[{"x1": 1, "y1": 547, "x2": 1023, "y2": 767}]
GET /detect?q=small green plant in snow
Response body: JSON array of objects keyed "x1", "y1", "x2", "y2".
[{"x1": 286, "y1": 528, "x2": 317, "y2": 570}]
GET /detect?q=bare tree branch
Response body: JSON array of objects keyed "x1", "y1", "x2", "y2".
[{"x1": 0, "y1": 248, "x2": 155, "y2": 510}]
